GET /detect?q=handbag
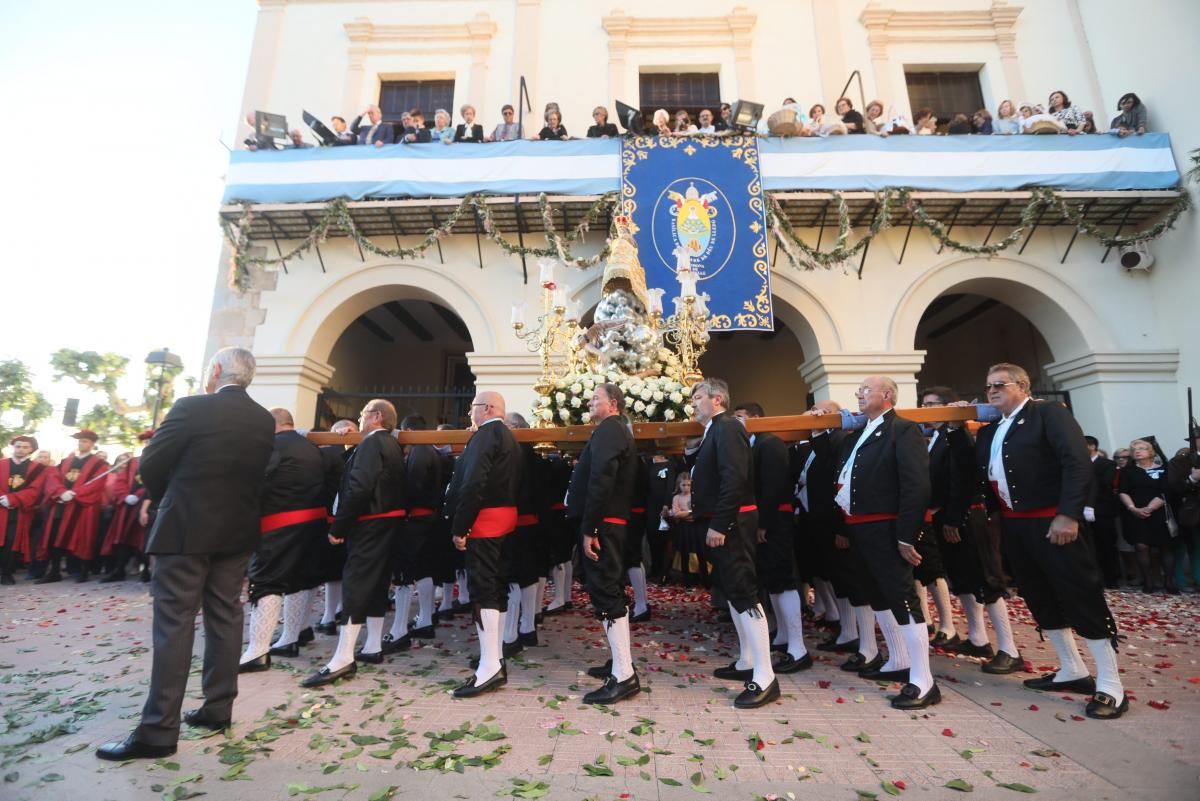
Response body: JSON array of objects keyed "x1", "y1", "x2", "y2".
[{"x1": 1163, "y1": 497, "x2": 1180, "y2": 539}]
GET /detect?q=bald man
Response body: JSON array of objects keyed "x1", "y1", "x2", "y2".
[
  {"x1": 445, "y1": 391, "x2": 521, "y2": 698},
  {"x1": 239, "y1": 408, "x2": 327, "y2": 672}
]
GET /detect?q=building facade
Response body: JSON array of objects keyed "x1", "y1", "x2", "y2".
[{"x1": 209, "y1": 0, "x2": 1200, "y2": 450}]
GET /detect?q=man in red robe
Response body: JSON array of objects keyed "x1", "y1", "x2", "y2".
[
  {"x1": 100, "y1": 430, "x2": 155, "y2": 583},
  {"x1": 1, "y1": 435, "x2": 55, "y2": 584},
  {"x1": 37, "y1": 429, "x2": 109, "y2": 583}
]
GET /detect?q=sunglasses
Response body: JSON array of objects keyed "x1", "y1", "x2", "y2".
[{"x1": 984, "y1": 381, "x2": 1017, "y2": 391}]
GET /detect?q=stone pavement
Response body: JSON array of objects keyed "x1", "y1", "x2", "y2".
[{"x1": 2, "y1": 579, "x2": 1198, "y2": 801}]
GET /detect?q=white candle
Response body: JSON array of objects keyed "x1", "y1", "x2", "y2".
[
  {"x1": 673, "y1": 245, "x2": 691, "y2": 274},
  {"x1": 566, "y1": 300, "x2": 580, "y2": 321},
  {"x1": 511, "y1": 304, "x2": 525, "y2": 326},
  {"x1": 538, "y1": 258, "x2": 557, "y2": 289},
  {"x1": 695, "y1": 292, "x2": 710, "y2": 316},
  {"x1": 678, "y1": 272, "x2": 697, "y2": 299},
  {"x1": 552, "y1": 288, "x2": 566, "y2": 309},
  {"x1": 647, "y1": 287, "x2": 665, "y2": 315}
]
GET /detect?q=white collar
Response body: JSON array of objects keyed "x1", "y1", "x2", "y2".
[
  {"x1": 1000, "y1": 397, "x2": 1030, "y2": 423},
  {"x1": 11, "y1": 455, "x2": 30, "y2": 464}
]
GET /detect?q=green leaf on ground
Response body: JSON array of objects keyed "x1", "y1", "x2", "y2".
[
  {"x1": 367, "y1": 787, "x2": 398, "y2": 801},
  {"x1": 854, "y1": 732, "x2": 871, "y2": 743},
  {"x1": 996, "y1": 782, "x2": 1037, "y2": 793},
  {"x1": 882, "y1": 780, "x2": 903, "y2": 795},
  {"x1": 660, "y1": 777, "x2": 683, "y2": 786},
  {"x1": 944, "y1": 778, "x2": 974, "y2": 792},
  {"x1": 629, "y1": 717, "x2": 656, "y2": 736},
  {"x1": 581, "y1": 761, "x2": 614, "y2": 777},
  {"x1": 537, "y1": 753, "x2": 553, "y2": 766}
]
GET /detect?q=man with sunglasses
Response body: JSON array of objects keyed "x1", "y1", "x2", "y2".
[
  {"x1": 487, "y1": 104, "x2": 523, "y2": 142},
  {"x1": 974, "y1": 363, "x2": 1126, "y2": 719}
]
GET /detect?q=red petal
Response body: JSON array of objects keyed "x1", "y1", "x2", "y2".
[
  {"x1": 1028, "y1": 704, "x2": 1039, "y2": 711},
  {"x1": 818, "y1": 680, "x2": 832, "y2": 689},
  {"x1": 894, "y1": 780, "x2": 907, "y2": 790},
  {"x1": 941, "y1": 728, "x2": 954, "y2": 737}
]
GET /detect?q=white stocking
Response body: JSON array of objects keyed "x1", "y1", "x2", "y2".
[
  {"x1": 900, "y1": 621, "x2": 934, "y2": 695},
  {"x1": 1084, "y1": 637, "x2": 1124, "y2": 701},
  {"x1": 816, "y1": 579, "x2": 840, "y2": 621},
  {"x1": 414, "y1": 577, "x2": 434, "y2": 628},
  {"x1": 809, "y1": 583, "x2": 825, "y2": 618},
  {"x1": 1046, "y1": 628, "x2": 1089, "y2": 682},
  {"x1": 738, "y1": 605, "x2": 776, "y2": 689},
  {"x1": 915, "y1": 582, "x2": 930, "y2": 624},
  {"x1": 835, "y1": 597, "x2": 858, "y2": 643},
  {"x1": 854, "y1": 605, "x2": 878, "y2": 660},
  {"x1": 777, "y1": 590, "x2": 807, "y2": 659},
  {"x1": 328, "y1": 622, "x2": 361, "y2": 671},
  {"x1": 931, "y1": 578, "x2": 957, "y2": 637},
  {"x1": 548, "y1": 564, "x2": 566, "y2": 609},
  {"x1": 321, "y1": 581, "x2": 342, "y2": 624},
  {"x1": 959, "y1": 594, "x2": 989, "y2": 646},
  {"x1": 535, "y1": 577, "x2": 547, "y2": 613},
  {"x1": 519, "y1": 583, "x2": 539, "y2": 635},
  {"x1": 606, "y1": 616, "x2": 635, "y2": 682},
  {"x1": 363, "y1": 616, "x2": 384, "y2": 654},
  {"x1": 627, "y1": 565, "x2": 649, "y2": 615},
  {"x1": 986, "y1": 598, "x2": 1019, "y2": 658},
  {"x1": 241, "y1": 594, "x2": 282, "y2": 663},
  {"x1": 456, "y1": 570, "x2": 471, "y2": 605},
  {"x1": 768, "y1": 593, "x2": 789, "y2": 645},
  {"x1": 389, "y1": 585, "x2": 413, "y2": 639},
  {"x1": 274, "y1": 590, "x2": 310, "y2": 648},
  {"x1": 438, "y1": 582, "x2": 455, "y2": 612},
  {"x1": 503, "y1": 583, "x2": 521, "y2": 644},
  {"x1": 475, "y1": 608, "x2": 502, "y2": 682},
  {"x1": 560, "y1": 560, "x2": 573, "y2": 605},
  {"x1": 877, "y1": 609, "x2": 910, "y2": 671},
  {"x1": 727, "y1": 601, "x2": 752, "y2": 670}
]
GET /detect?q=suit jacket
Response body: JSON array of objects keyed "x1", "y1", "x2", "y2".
[
  {"x1": 351, "y1": 115, "x2": 395, "y2": 145},
  {"x1": 802, "y1": 429, "x2": 848, "y2": 530},
  {"x1": 928, "y1": 427, "x2": 973, "y2": 527},
  {"x1": 319, "y1": 444, "x2": 351, "y2": 509},
  {"x1": 454, "y1": 123, "x2": 484, "y2": 142},
  {"x1": 515, "y1": 442, "x2": 551, "y2": 518},
  {"x1": 566, "y1": 415, "x2": 637, "y2": 535},
  {"x1": 445, "y1": 419, "x2": 520, "y2": 537},
  {"x1": 1088, "y1": 455, "x2": 1118, "y2": 517},
  {"x1": 973, "y1": 400, "x2": 1091, "y2": 519},
  {"x1": 644, "y1": 455, "x2": 681, "y2": 533},
  {"x1": 261, "y1": 430, "x2": 326, "y2": 516},
  {"x1": 140, "y1": 385, "x2": 275, "y2": 555},
  {"x1": 329, "y1": 429, "x2": 406, "y2": 538},
  {"x1": 752, "y1": 432, "x2": 792, "y2": 528},
  {"x1": 690, "y1": 412, "x2": 756, "y2": 534},
  {"x1": 405, "y1": 444, "x2": 444, "y2": 511},
  {"x1": 837, "y1": 409, "x2": 930, "y2": 544}
]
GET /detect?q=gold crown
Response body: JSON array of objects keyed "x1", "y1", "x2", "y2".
[{"x1": 602, "y1": 216, "x2": 650, "y2": 310}]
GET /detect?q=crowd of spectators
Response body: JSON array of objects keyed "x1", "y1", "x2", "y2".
[{"x1": 244, "y1": 90, "x2": 1150, "y2": 150}]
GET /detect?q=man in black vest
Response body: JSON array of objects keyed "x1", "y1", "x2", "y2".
[
  {"x1": 974, "y1": 362, "x2": 1125, "y2": 719},
  {"x1": 1084, "y1": 435, "x2": 1121, "y2": 588},
  {"x1": 446, "y1": 390, "x2": 521, "y2": 698},
  {"x1": 97, "y1": 347, "x2": 275, "y2": 761},
  {"x1": 836, "y1": 375, "x2": 936, "y2": 710},
  {"x1": 690, "y1": 378, "x2": 778, "y2": 708},
  {"x1": 301, "y1": 399, "x2": 406, "y2": 687},
  {"x1": 569, "y1": 383, "x2": 641, "y2": 704},
  {"x1": 239, "y1": 408, "x2": 327, "y2": 671}
]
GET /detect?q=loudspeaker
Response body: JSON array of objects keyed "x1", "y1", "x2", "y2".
[{"x1": 63, "y1": 398, "x2": 79, "y2": 427}]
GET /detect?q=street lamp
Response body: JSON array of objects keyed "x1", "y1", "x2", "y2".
[{"x1": 145, "y1": 348, "x2": 183, "y2": 429}]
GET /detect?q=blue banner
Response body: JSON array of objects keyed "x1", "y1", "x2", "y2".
[{"x1": 620, "y1": 135, "x2": 772, "y2": 331}]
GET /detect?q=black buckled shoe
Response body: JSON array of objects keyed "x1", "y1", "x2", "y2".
[
  {"x1": 314, "y1": 621, "x2": 339, "y2": 636},
  {"x1": 453, "y1": 662, "x2": 507, "y2": 699},
  {"x1": 354, "y1": 649, "x2": 384, "y2": 664},
  {"x1": 713, "y1": 662, "x2": 754, "y2": 681},
  {"x1": 630, "y1": 608, "x2": 652, "y2": 623},
  {"x1": 861, "y1": 666, "x2": 910, "y2": 683},
  {"x1": 952, "y1": 640, "x2": 995, "y2": 659},
  {"x1": 502, "y1": 639, "x2": 524, "y2": 659},
  {"x1": 1085, "y1": 691, "x2": 1129, "y2": 720},
  {"x1": 519, "y1": 630, "x2": 539, "y2": 647},
  {"x1": 583, "y1": 672, "x2": 641, "y2": 705},
  {"x1": 818, "y1": 637, "x2": 859, "y2": 654},
  {"x1": 298, "y1": 626, "x2": 315, "y2": 645},
  {"x1": 774, "y1": 653, "x2": 814, "y2": 674},
  {"x1": 96, "y1": 733, "x2": 176, "y2": 761},
  {"x1": 301, "y1": 662, "x2": 357, "y2": 688},
  {"x1": 1022, "y1": 673, "x2": 1096, "y2": 694},
  {"x1": 269, "y1": 642, "x2": 300, "y2": 658},
  {"x1": 183, "y1": 708, "x2": 231, "y2": 731},
  {"x1": 890, "y1": 682, "x2": 942, "y2": 710},
  {"x1": 381, "y1": 633, "x2": 411, "y2": 654},
  {"x1": 542, "y1": 604, "x2": 569, "y2": 617},
  {"x1": 586, "y1": 659, "x2": 613, "y2": 680},
  {"x1": 410, "y1": 624, "x2": 436, "y2": 640},
  {"x1": 981, "y1": 651, "x2": 1023, "y2": 675},
  {"x1": 734, "y1": 678, "x2": 780, "y2": 709},
  {"x1": 840, "y1": 652, "x2": 883, "y2": 673},
  {"x1": 930, "y1": 632, "x2": 961, "y2": 648},
  {"x1": 238, "y1": 653, "x2": 271, "y2": 673}
]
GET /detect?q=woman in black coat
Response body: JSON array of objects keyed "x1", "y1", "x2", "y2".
[
  {"x1": 586, "y1": 106, "x2": 619, "y2": 138},
  {"x1": 1118, "y1": 438, "x2": 1178, "y2": 593},
  {"x1": 453, "y1": 104, "x2": 484, "y2": 143}
]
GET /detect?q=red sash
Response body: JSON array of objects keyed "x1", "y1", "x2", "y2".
[
  {"x1": 408, "y1": 507, "x2": 437, "y2": 517},
  {"x1": 844, "y1": 512, "x2": 898, "y2": 525},
  {"x1": 923, "y1": 508, "x2": 939, "y2": 524},
  {"x1": 1000, "y1": 506, "x2": 1057, "y2": 519},
  {"x1": 777, "y1": 503, "x2": 794, "y2": 513},
  {"x1": 602, "y1": 516, "x2": 628, "y2": 525},
  {"x1": 516, "y1": 513, "x2": 540, "y2": 527},
  {"x1": 358, "y1": 508, "x2": 407, "y2": 522},
  {"x1": 549, "y1": 502, "x2": 566, "y2": 511},
  {"x1": 630, "y1": 506, "x2": 646, "y2": 514},
  {"x1": 261, "y1": 506, "x2": 327, "y2": 534},
  {"x1": 472, "y1": 506, "x2": 518, "y2": 538}
]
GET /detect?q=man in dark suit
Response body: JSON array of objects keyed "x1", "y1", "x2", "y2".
[
  {"x1": 312, "y1": 419, "x2": 355, "y2": 635},
  {"x1": 690, "y1": 378, "x2": 777, "y2": 709},
  {"x1": 569, "y1": 383, "x2": 640, "y2": 704},
  {"x1": 302, "y1": 400, "x2": 406, "y2": 687},
  {"x1": 446, "y1": 391, "x2": 521, "y2": 698},
  {"x1": 501, "y1": 413, "x2": 549, "y2": 657},
  {"x1": 97, "y1": 347, "x2": 275, "y2": 761},
  {"x1": 350, "y1": 104, "x2": 394, "y2": 146},
  {"x1": 733, "y1": 402, "x2": 811, "y2": 674},
  {"x1": 1084, "y1": 435, "x2": 1121, "y2": 588},
  {"x1": 836, "y1": 375, "x2": 936, "y2": 710},
  {"x1": 974, "y1": 362, "x2": 1125, "y2": 720}
]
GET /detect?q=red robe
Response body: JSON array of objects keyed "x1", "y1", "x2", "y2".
[
  {"x1": 0, "y1": 459, "x2": 54, "y2": 559},
  {"x1": 39, "y1": 453, "x2": 109, "y2": 561},
  {"x1": 100, "y1": 457, "x2": 147, "y2": 554}
]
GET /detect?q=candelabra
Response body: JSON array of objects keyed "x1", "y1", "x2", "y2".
[
  {"x1": 511, "y1": 258, "x2": 583, "y2": 403},
  {"x1": 649, "y1": 247, "x2": 712, "y2": 387}
]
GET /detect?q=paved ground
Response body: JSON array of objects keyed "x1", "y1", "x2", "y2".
[{"x1": 2, "y1": 578, "x2": 1198, "y2": 801}]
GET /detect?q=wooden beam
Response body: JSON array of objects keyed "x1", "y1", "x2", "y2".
[
  {"x1": 357, "y1": 315, "x2": 394, "y2": 343},
  {"x1": 429, "y1": 302, "x2": 472, "y2": 342},
  {"x1": 383, "y1": 301, "x2": 433, "y2": 341}
]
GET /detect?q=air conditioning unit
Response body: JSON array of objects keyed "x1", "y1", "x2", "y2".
[{"x1": 1118, "y1": 242, "x2": 1154, "y2": 272}]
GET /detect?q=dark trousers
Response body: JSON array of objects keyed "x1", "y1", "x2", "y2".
[
  {"x1": 582, "y1": 520, "x2": 629, "y2": 619},
  {"x1": 1001, "y1": 516, "x2": 1116, "y2": 641},
  {"x1": 466, "y1": 535, "x2": 512, "y2": 611},
  {"x1": 392, "y1": 516, "x2": 435, "y2": 585},
  {"x1": 940, "y1": 508, "x2": 1007, "y2": 604},
  {"x1": 704, "y1": 511, "x2": 761, "y2": 614},
  {"x1": 756, "y1": 513, "x2": 798, "y2": 594},
  {"x1": 506, "y1": 524, "x2": 540, "y2": 588},
  {"x1": 135, "y1": 550, "x2": 251, "y2": 747},
  {"x1": 1089, "y1": 515, "x2": 1121, "y2": 587},
  {"x1": 2, "y1": 518, "x2": 19, "y2": 575},
  {"x1": 247, "y1": 520, "x2": 321, "y2": 601},
  {"x1": 912, "y1": 520, "x2": 948, "y2": 586},
  {"x1": 341, "y1": 520, "x2": 395, "y2": 623},
  {"x1": 848, "y1": 519, "x2": 924, "y2": 626},
  {"x1": 622, "y1": 514, "x2": 645, "y2": 570}
]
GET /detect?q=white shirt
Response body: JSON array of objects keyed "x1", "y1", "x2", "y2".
[
  {"x1": 835, "y1": 413, "x2": 887, "y2": 514},
  {"x1": 987, "y1": 398, "x2": 1030, "y2": 510},
  {"x1": 796, "y1": 445, "x2": 817, "y2": 513},
  {"x1": 927, "y1": 428, "x2": 940, "y2": 452}
]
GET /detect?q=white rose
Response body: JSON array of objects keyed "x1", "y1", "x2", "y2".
[
  {"x1": 670, "y1": 392, "x2": 683, "y2": 404},
  {"x1": 652, "y1": 391, "x2": 664, "y2": 402},
  {"x1": 581, "y1": 412, "x2": 591, "y2": 423},
  {"x1": 570, "y1": 397, "x2": 582, "y2": 408},
  {"x1": 664, "y1": 409, "x2": 676, "y2": 420},
  {"x1": 559, "y1": 409, "x2": 571, "y2": 421},
  {"x1": 645, "y1": 403, "x2": 657, "y2": 417},
  {"x1": 570, "y1": 383, "x2": 583, "y2": 394},
  {"x1": 540, "y1": 396, "x2": 552, "y2": 407},
  {"x1": 555, "y1": 379, "x2": 567, "y2": 389},
  {"x1": 540, "y1": 408, "x2": 554, "y2": 421},
  {"x1": 555, "y1": 392, "x2": 567, "y2": 403},
  {"x1": 684, "y1": 403, "x2": 694, "y2": 416},
  {"x1": 640, "y1": 389, "x2": 652, "y2": 401},
  {"x1": 619, "y1": 382, "x2": 630, "y2": 392},
  {"x1": 583, "y1": 378, "x2": 595, "y2": 389},
  {"x1": 634, "y1": 400, "x2": 646, "y2": 412},
  {"x1": 583, "y1": 388, "x2": 594, "y2": 399}
]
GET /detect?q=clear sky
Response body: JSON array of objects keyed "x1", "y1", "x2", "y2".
[{"x1": 0, "y1": 1, "x2": 256, "y2": 429}]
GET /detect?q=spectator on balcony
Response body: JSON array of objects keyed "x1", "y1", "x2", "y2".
[
  {"x1": 673, "y1": 110, "x2": 697, "y2": 134},
  {"x1": 835, "y1": 97, "x2": 865, "y2": 133},
  {"x1": 400, "y1": 110, "x2": 431, "y2": 144},
  {"x1": 1080, "y1": 112, "x2": 1098, "y2": 134},
  {"x1": 809, "y1": 104, "x2": 847, "y2": 136},
  {"x1": 330, "y1": 116, "x2": 355, "y2": 145},
  {"x1": 242, "y1": 113, "x2": 277, "y2": 151},
  {"x1": 351, "y1": 105, "x2": 394, "y2": 147},
  {"x1": 864, "y1": 100, "x2": 887, "y2": 135},
  {"x1": 431, "y1": 109, "x2": 455, "y2": 144},
  {"x1": 1109, "y1": 93, "x2": 1147, "y2": 137},
  {"x1": 946, "y1": 113, "x2": 972, "y2": 134},
  {"x1": 284, "y1": 129, "x2": 312, "y2": 149},
  {"x1": 971, "y1": 109, "x2": 994, "y2": 134},
  {"x1": 1048, "y1": 90, "x2": 1086, "y2": 134},
  {"x1": 487, "y1": 104, "x2": 523, "y2": 142},
  {"x1": 715, "y1": 103, "x2": 732, "y2": 132},
  {"x1": 1020, "y1": 102, "x2": 1066, "y2": 134},
  {"x1": 696, "y1": 108, "x2": 718, "y2": 134},
  {"x1": 454, "y1": 105, "x2": 484, "y2": 143},
  {"x1": 914, "y1": 108, "x2": 938, "y2": 135},
  {"x1": 992, "y1": 100, "x2": 1020, "y2": 135},
  {"x1": 538, "y1": 109, "x2": 568, "y2": 140},
  {"x1": 652, "y1": 109, "x2": 672, "y2": 136},
  {"x1": 586, "y1": 106, "x2": 619, "y2": 138}
]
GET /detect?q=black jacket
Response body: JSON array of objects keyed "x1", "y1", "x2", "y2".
[
  {"x1": 454, "y1": 123, "x2": 484, "y2": 142},
  {"x1": 566, "y1": 415, "x2": 637, "y2": 535},
  {"x1": 329, "y1": 429, "x2": 406, "y2": 538},
  {"x1": 928, "y1": 427, "x2": 973, "y2": 527},
  {"x1": 644, "y1": 455, "x2": 682, "y2": 532},
  {"x1": 261, "y1": 430, "x2": 326, "y2": 516},
  {"x1": 973, "y1": 400, "x2": 1091, "y2": 519},
  {"x1": 405, "y1": 444, "x2": 445, "y2": 511},
  {"x1": 350, "y1": 115, "x2": 395, "y2": 145},
  {"x1": 752, "y1": 432, "x2": 792, "y2": 528},
  {"x1": 515, "y1": 443, "x2": 551, "y2": 518},
  {"x1": 690, "y1": 412, "x2": 756, "y2": 534},
  {"x1": 140, "y1": 385, "x2": 275, "y2": 555},
  {"x1": 1088, "y1": 455, "x2": 1118, "y2": 517},
  {"x1": 586, "y1": 123, "x2": 620, "y2": 138},
  {"x1": 445, "y1": 419, "x2": 520, "y2": 537},
  {"x1": 800, "y1": 429, "x2": 848, "y2": 530},
  {"x1": 837, "y1": 409, "x2": 930, "y2": 544},
  {"x1": 319, "y1": 444, "x2": 351, "y2": 509}
]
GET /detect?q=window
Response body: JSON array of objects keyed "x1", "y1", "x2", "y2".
[
  {"x1": 639, "y1": 72, "x2": 721, "y2": 130},
  {"x1": 904, "y1": 70, "x2": 984, "y2": 132},
  {"x1": 379, "y1": 79, "x2": 455, "y2": 125}
]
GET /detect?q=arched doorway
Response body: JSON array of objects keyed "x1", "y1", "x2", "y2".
[{"x1": 701, "y1": 318, "x2": 810, "y2": 412}]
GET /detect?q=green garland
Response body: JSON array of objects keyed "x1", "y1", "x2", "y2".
[{"x1": 768, "y1": 191, "x2": 893, "y2": 270}]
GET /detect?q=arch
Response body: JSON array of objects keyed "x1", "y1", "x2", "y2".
[
  {"x1": 887, "y1": 255, "x2": 1115, "y2": 359},
  {"x1": 284, "y1": 259, "x2": 498, "y2": 363}
]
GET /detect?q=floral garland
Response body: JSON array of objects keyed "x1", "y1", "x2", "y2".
[
  {"x1": 1048, "y1": 189, "x2": 1192, "y2": 248},
  {"x1": 535, "y1": 370, "x2": 692, "y2": 426},
  {"x1": 768, "y1": 191, "x2": 893, "y2": 270}
]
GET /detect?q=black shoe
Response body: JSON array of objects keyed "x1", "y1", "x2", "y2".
[
  {"x1": 1022, "y1": 673, "x2": 1096, "y2": 694},
  {"x1": 269, "y1": 642, "x2": 300, "y2": 658},
  {"x1": 519, "y1": 630, "x2": 539, "y2": 647},
  {"x1": 891, "y1": 682, "x2": 941, "y2": 710},
  {"x1": 774, "y1": 653, "x2": 814, "y2": 674},
  {"x1": 34, "y1": 571, "x2": 62, "y2": 584},
  {"x1": 410, "y1": 624, "x2": 435, "y2": 640},
  {"x1": 238, "y1": 653, "x2": 271, "y2": 673},
  {"x1": 713, "y1": 662, "x2": 754, "y2": 681},
  {"x1": 982, "y1": 651, "x2": 1023, "y2": 675},
  {"x1": 301, "y1": 662, "x2": 357, "y2": 688},
  {"x1": 0, "y1": 574, "x2": 14, "y2": 586},
  {"x1": 298, "y1": 626, "x2": 315, "y2": 645},
  {"x1": 534, "y1": 612, "x2": 544, "y2": 625},
  {"x1": 818, "y1": 637, "x2": 859, "y2": 654},
  {"x1": 583, "y1": 672, "x2": 641, "y2": 704},
  {"x1": 75, "y1": 569, "x2": 90, "y2": 583},
  {"x1": 770, "y1": 641, "x2": 789, "y2": 654},
  {"x1": 314, "y1": 621, "x2": 339, "y2": 636},
  {"x1": 183, "y1": 709, "x2": 231, "y2": 731},
  {"x1": 734, "y1": 678, "x2": 780, "y2": 709},
  {"x1": 96, "y1": 733, "x2": 176, "y2": 761},
  {"x1": 542, "y1": 604, "x2": 569, "y2": 617},
  {"x1": 861, "y1": 666, "x2": 910, "y2": 683},
  {"x1": 502, "y1": 639, "x2": 524, "y2": 659},
  {"x1": 381, "y1": 633, "x2": 411, "y2": 654},
  {"x1": 1085, "y1": 691, "x2": 1129, "y2": 720},
  {"x1": 438, "y1": 605, "x2": 458, "y2": 620},
  {"x1": 140, "y1": 566, "x2": 151, "y2": 583},
  {"x1": 453, "y1": 663, "x2": 507, "y2": 698},
  {"x1": 630, "y1": 608, "x2": 652, "y2": 623},
  {"x1": 354, "y1": 649, "x2": 384, "y2": 664},
  {"x1": 99, "y1": 569, "x2": 126, "y2": 583},
  {"x1": 586, "y1": 660, "x2": 613, "y2": 680},
  {"x1": 841, "y1": 652, "x2": 883, "y2": 673},
  {"x1": 952, "y1": 640, "x2": 995, "y2": 659},
  {"x1": 930, "y1": 632, "x2": 961, "y2": 648}
]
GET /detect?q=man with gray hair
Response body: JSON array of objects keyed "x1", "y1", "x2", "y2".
[{"x1": 98, "y1": 347, "x2": 275, "y2": 761}]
